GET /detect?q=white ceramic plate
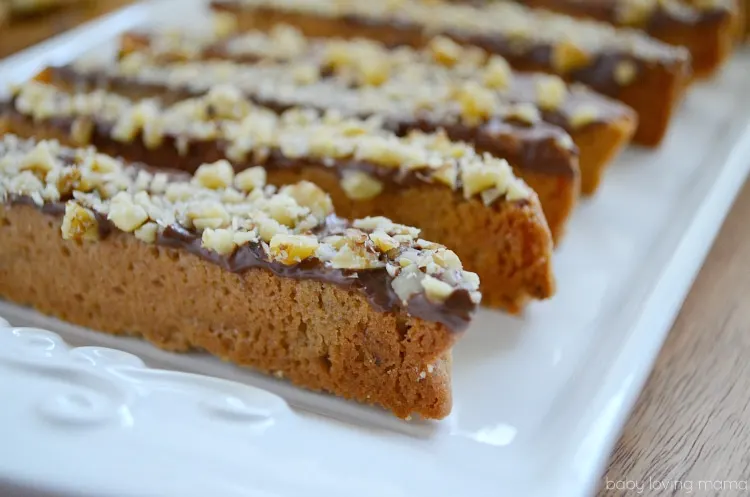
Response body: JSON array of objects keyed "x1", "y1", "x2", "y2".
[{"x1": 1, "y1": 2, "x2": 750, "y2": 496}]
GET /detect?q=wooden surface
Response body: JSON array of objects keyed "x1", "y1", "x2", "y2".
[
  {"x1": 597, "y1": 179, "x2": 750, "y2": 496},
  {"x1": 2, "y1": 5, "x2": 749, "y2": 496},
  {"x1": 0, "y1": 0, "x2": 133, "y2": 58}
]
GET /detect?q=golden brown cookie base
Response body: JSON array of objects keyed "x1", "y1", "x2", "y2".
[
  {"x1": 0, "y1": 204, "x2": 458, "y2": 419},
  {"x1": 575, "y1": 116, "x2": 637, "y2": 195},
  {"x1": 2, "y1": 115, "x2": 556, "y2": 313},
  {"x1": 215, "y1": 6, "x2": 685, "y2": 147},
  {"x1": 514, "y1": 168, "x2": 577, "y2": 243}
]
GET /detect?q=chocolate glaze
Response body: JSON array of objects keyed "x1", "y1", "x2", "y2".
[
  {"x1": 43, "y1": 65, "x2": 578, "y2": 177},
  {"x1": 4, "y1": 192, "x2": 475, "y2": 333}
]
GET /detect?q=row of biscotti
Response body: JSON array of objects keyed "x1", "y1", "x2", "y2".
[
  {"x1": 209, "y1": 0, "x2": 693, "y2": 147},
  {"x1": 0, "y1": 79, "x2": 555, "y2": 312},
  {"x1": 117, "y1": 27, "x2": 638, "y2": 201},
  {"x1": 0, "y1": 133, "x2": 482, "y2": 419}
]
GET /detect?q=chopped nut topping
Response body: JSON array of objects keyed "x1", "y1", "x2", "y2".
[
  {"x1": 69, "y1": 26, "x2": 621, "y2": 141},
  {"x1": 340, "y1": 170, "x2": 384, "y2": 200},
  {"x1": 61, "y1": 202, "x2": 99, "y2": 242},
  {"x1": 482, "y1": 56, "x2": 512, "y2": 89},
  {"x1": 134, "y1": 222, "x2": 159, "y2": 244},
  {"x1": 614, "y1": 60, "x2": 638, "y2": 86},
  {"x1": 535, "y1": 75, "x2": 567, "y2": 111},
  {"x1": 570, "y1": 104, "x2": 601, "y2": 129},
  {"x1": 108, "y1": 192, "x2": 149, "y2": 232},
  {"x1": 552, "y1": 41, "x2": 591, "y2": 74},
  {"x1": 421, "y1": 274, "x2": 455, "y2": 302},
  {"x1": 202, "y1": 228, "x2": 237, "y2": 255},
  {"x1": 280, "y1": 181, "x2": 333, "y2": 219},
  {"x1": 428, "y1": 36, "x2": 463, "y2": 67},
  {"x1": 269, "y1": 234, "x2": 319, "y2": 264},
  {"x1": 194, "y1": 159, "x2": 235, "y2": 189},
  {"x1": 11, "y1": 82, "x2": 531, "y2": 208},
  {"x1": 454, "y1": 81, "x2": 498, "y2": 124},
  {"x1": 234, "y1": 166, "x2": 267, "y2": 192}
]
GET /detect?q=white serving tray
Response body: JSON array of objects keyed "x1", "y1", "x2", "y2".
[{"x1": 1, "y1": 2, "x2": 749, "y2": 496}]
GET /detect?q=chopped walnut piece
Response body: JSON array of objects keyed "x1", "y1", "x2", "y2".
[
  {"x1": 433, "y1": 248, "x2": 462, "y2": 270},
  {"x1": 570, "y1": 104, "x2": 600, "y2": 129},
  {"x1": 108, "y1": 192, "x2": 149, "y2": 232},
  {"x1": 507, "y1": 103, "x2": 541, "y2": 125},
  {"x1": 462, "y1": 159, "x2": 509, "y2": 198},
  {"x1": 134, "y1": 222, "x2": 159, "y2": 244},
  {"x1": 186, "y1": 201, "x2": 231, "y2": 230},
  {"x1": 340, "y1": 170, "x2": 384, "y2": 200},
  {"x1": 428, "y1": 36, "x2": 463, "y2": 67},
  {"x1": 256, "y1": 215, "x2": 288, "y2": 242},
  {"x1": 61, "y1": 202, "x2": 99, "y2": 242},
  {"x1": 269, "y1": 234, "x2": 319, "y2": 264},
  {"x1": 391, "y1": 264, "x2": 425, "y2": 303},
  {"x1": 535, "y1": 76, "x2": 567, "y2": 111},
  {"x1": 358, "y1": 57, "x2": 390, "y2": 86},
  {"x1": 234, "y1": 166, "x2": 267, "y2": 192},
  {"x1": 369, "y1": 230, "x2": 399, "y2": 252},
  {"x1": 280, "y1": 181, "x2": 333, "y2": 220},
  {"x1": 421, "y1": 274, "x2": 454, "y2": 302},
  {"x1": 482, "y1": 56, "x2": 512, "y2": 89},
  {"x1": 432, "y1": 164, "x2": 458, "y2": 190},
  {"x1": 291, "y1": 64, "x2": 320, "y2": 85},
  {"x1": 330, "y1": 242, "x2": 381, "y2": 270},
  {"x1": 20, "y1": 141, "x2": 58, "y2": 175},
  {"x1": 202, "y1": 228, "x2": 237, "y2": 255},
  {"x1": 455, "y1": 81, "x2": 497, "y2": 124},
  {"x1": 194, "y1": 159, "x2": 235, "y2": 189},
  {"x1": 70, "y1": 118, "x2": 94, "y2": 146},
  {"x1": 233, "y1": 230, "x2": 259, "y2": 246},
  {"x1": 551, "y1": 41, "x2": 591, "y2": 74}
]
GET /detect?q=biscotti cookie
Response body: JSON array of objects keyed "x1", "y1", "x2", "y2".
[
  {"x1": 2, "y1": 81, "x2": 556, "y2": 312},
  {"x1": 119, "y1": 28, "x2": 637, "y2": 195},
  {"x1": 492, "y1": 0, "x2": 739, "y2": 78},
  {"x1": 0, "y1": 134, "x2": 484, "y2": 419},
  {"x1": 37, "y1": 60, "x2": 578, "y2": 244},
  {"x1": 210, "y1": 0, "x2": 690, "y2": 146}
]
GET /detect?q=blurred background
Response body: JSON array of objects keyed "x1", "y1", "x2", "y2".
[{"x1": 0, "y1": 0, "x2": 133, "y2": 58}]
